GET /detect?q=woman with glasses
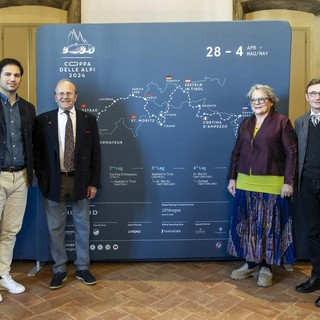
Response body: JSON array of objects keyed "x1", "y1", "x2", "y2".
[{"x1": 226, "y1": 84, "x2": 297, "y2": 287}]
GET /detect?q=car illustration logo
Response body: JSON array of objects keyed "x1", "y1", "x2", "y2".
[{"x1": 62, "y1": 29, "x2": 95, "y2": 55}]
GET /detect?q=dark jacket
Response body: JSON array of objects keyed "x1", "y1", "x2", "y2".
[
  {"x1": 33, "y1": 108, "x2": 101, "y2": 202},
  {"x1": 228, "y1": 110, "x2": 297, "y2": 185},
  {"x1": 294, "y1": 111, "x2": 311, "y2": 190},
  {"x1": 0, "y1": 97, "x2": 35, "y2": 185}
]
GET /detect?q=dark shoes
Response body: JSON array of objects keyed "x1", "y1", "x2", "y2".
[
  {"x1": 75, "y1": 270, "x2": 96, "y2": 285},
  {"x1": 296, "y1": 277, "x2": 320, "y2": 308},
  {"x1": 50, "y1": 270, "x2": 96, "y2": 289},
  {"x1": 295, "y1": 276, "x2": 320, "y2": 293},
  {"x1": 50, "y1": 272, "x2": 67, "y2": 289}
]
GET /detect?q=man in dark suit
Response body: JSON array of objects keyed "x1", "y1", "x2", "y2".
[
  {"x1": 295, "y1": 78, "x2": 320, "y2": 307},
  {"x1": 0, "y1": 58, "x2": 35, "y2": 302},
  {"x1": 34, "y1": 79, "x2": 101, "y2": 290}
]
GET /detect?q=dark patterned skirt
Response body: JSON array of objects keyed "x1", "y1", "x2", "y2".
[{"x1": 227, "y1": 190, "x2": 295, "y2": 265}]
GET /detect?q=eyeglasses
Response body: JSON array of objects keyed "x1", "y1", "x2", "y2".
[
  {"x1": 249, "y1": 97, "x2": 269, "y2": 104},
  {"x1": 55, "y1": 92, "x2": 75, "y2": 98},
  {"x1": 308, "y1": 91, "x2": 320, "y2": 98}
]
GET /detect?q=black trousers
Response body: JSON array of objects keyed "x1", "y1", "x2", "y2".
[{"x1": 301, "y1": 175, "x2": 320, "y2": 277}]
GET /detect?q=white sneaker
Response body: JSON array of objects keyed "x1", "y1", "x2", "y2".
[
  {"x1": 0, "y1": 275, "x2": 25, "y2": 294},
  {"x1": 231, "y1": 263, "x2": 259, "y2": 280},
  {"x1": 0, "y1": 293, "x2": 2, "y2": 302},
  {"x1": 257, "y1": 267, "x2": 273, "y2": 287}
]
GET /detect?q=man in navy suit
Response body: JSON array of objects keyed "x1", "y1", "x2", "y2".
[
  {"x1": 0, "y1": 58, "x2": 35, "y2": 302},
  {"x1": 295, "y1": 78, "x2": 320, "y2": 307},
  {"x1": 34, "y1": 79, "x2": 101, "y2": 290}
]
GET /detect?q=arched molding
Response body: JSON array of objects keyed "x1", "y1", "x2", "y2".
[
  {"x1": 234, "y1": 0, "x2": 320, "y2": 20},
  {"x1": 0, "y1": 0, "x2": 80, "y2": 23}
]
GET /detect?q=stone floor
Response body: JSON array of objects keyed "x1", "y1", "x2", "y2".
[{"x1": 1, "y1": 260, "x2": 320, "y2": 319}]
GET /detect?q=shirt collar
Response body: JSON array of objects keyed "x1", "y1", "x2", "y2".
[
  {"x1": 58, "y1": 106, "x2": 75, "y2": 115},
  {"x1": 0, "y1": 91, "x2": 19, "y2": 105},
  {"x1": 310, "y1": 110, "x2": 320, "y2": 117}
]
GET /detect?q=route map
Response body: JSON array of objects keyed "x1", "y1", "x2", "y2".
[{"x1": 97, "y1": 76, "x2": 238, "y2": 138}]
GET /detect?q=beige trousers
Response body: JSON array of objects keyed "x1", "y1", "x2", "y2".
[{"x1": 0, "y1": 169, "x2": 28, "y2": 276}]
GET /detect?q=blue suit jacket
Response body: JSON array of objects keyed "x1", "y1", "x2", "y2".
[{"x1": 34, "y1": 108, "x2": 101, "y2": 202}]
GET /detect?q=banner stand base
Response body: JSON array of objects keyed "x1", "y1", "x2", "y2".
[{"x1": 28, "y1": 261, "x2": 46, "y2": 276}]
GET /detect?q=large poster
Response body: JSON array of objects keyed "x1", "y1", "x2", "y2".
[{"x1": 35, "y1": 21, "x2": 291, "y2": 260}]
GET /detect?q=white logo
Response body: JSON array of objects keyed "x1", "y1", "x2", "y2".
[
  {"x1": 92, "y1": 228, "x2": 99, "y2": 236},
  {"x1": 215, "y1": 242, "x2": 222, "y2": 249},
  {"x1": 62, "y1": 29, "x2": 95, "y2": 55}
]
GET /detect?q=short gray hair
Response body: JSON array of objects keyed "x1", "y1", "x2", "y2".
[
  {"x1": 247, "y1": 84, "x2": 279, "y2": 109},
  {"x1": 54, "y1": 78, "x2": 78, "y2": 95}
]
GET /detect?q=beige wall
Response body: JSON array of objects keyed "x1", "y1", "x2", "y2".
[
  {"x1": 315, "y1": 17, "x2": 320, "y2": 77},
  {"x1": 81, "y1": 0, "x2": 233, "y2": 23},
  {"x1": 0, "y1": 5, "x2": 66, "y2": 24},
  {"x1": 246, "y1": 10, "x2": 320, "y2": 79},
  {"x1": 246, "y1": 10, "x2": 320, "y2": 121},
  {"x1": 0, "y1": 6, "x2": 67, "y2": 104}
]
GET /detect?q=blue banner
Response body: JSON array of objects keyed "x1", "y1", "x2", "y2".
[{"x1": 29, "y1": 21, "x2": 291, "y2": 261}]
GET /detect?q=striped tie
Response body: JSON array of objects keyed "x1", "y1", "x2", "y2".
[{"x1": 311, "y1": 115, "x2": 320, "y2": 127}]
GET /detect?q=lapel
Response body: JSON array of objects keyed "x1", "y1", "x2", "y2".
[
  {"x1": 74, "y1": 109, "x2": 87, "y2": 158},
  {"x1": 18, "y1": 99, "x2": 27, "y2": 129},
  {"x1": 247, "y1": 111, "x2": 273, "y2": 139},
  {"x1": 301, "y1": 112, "x2": 311, "y2": 143},
  {"x1": 46, "y1": 110, "x2": 59, "y2": 154},
  {"x1": 0, "y1": 101, "x2": 6, "y2": 133},
  {"x1": 246, "y1": 115, "x2": 256, "y2": 138}
]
